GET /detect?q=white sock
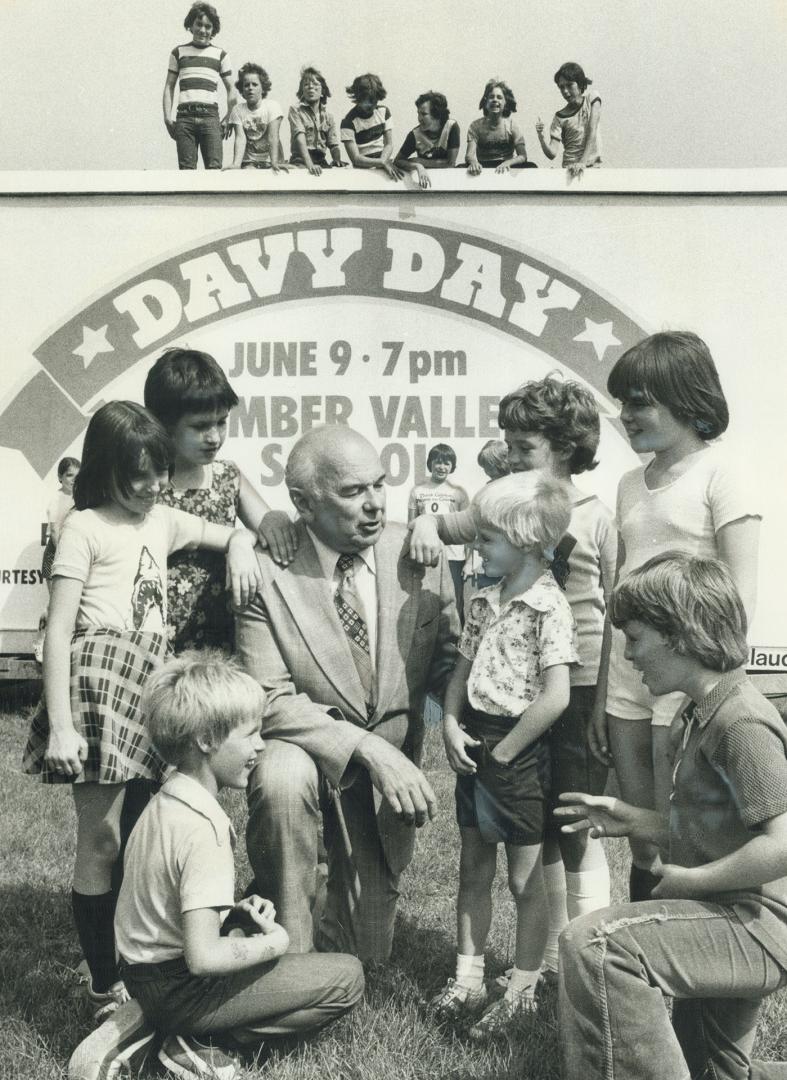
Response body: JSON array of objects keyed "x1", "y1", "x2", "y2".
[
  {"x1": 566, "y1": 866, "x2": 611, "y2": 921},
  {"x1": 506, "y1": 967, "x2": 540, "y2": 998},
  {"x1": 542, "y1": 859, "x2": 568, "y2": 973},
  {"x1": 455, "y1": 952, "x2": 485, "y2": 990}
]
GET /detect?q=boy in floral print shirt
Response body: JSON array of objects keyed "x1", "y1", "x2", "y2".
[{"x1": 429, "y1": 472, "x2": 579, "y2": 1039}]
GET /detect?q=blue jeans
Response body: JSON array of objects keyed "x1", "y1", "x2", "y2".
[
  {"x1": 559, "y1": 900, "x2": 787, "y2": 1079},
  {"x1": 123, "y1": 952, "x2": 364, "y2": 1046},
  {"x1": 175, "y1": 107, "x2": 223, "y2": 169}
]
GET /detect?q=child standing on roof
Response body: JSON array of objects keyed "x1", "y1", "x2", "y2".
[{"x1": 163, "y1": 3, "x2": 236, "y2": 170}]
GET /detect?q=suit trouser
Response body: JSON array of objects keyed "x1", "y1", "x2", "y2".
[{"x1": 246, "y1": 740, "x2": 401, "y2": 963}]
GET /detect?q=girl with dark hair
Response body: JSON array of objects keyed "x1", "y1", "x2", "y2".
[
  {"x1": 409, "y1": 443, "x2": 469, "y2": 612},
  {"x1": 22, "y1": 401, "x2": 263, "y2": 1023},
  {"x1": 144, "y1": 348, "x2": 297, "y2": 653},
  {"x1": 592, "y1": 330, "x2": 761, "y2": 902}
]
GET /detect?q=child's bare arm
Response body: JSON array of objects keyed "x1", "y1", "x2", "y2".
[
  {"x1": 236, "y1": 471, "x2": 298, "y2": 565},
  {"x1": 184, "y1": 906, "x2": 289, "y2": 977},
  {"x1": 293, "y1": 131, "x2": 320, "y2": 175},
  {"x1": 716, "y1": 516, "x2": 760, "y2": 625},
  {"x1": 589, "y1": 533, "x2": 624, "y2": 764},
  {"x1": 535, "y1": 117, "x2": 559, "y2": 160},
  {"x1": 162, "y1": 70, "x2": 178, "y2": 139},
  {"x1": 442, "y1": 655, "x2": 479, "y2": 774},
  {"x1": 466, "y1": 134, "x2": 482, "y2": 175},
  {"x1": 380, "y1": 131, "x2": 404, "y2": 179},
  {"x1": 491, "y1": 663, "x2": 570, "y2": 763},
  {"x1": 228, "y1": 121, "x2": 246, "y2": 168},
  {"x1": 43, "y1": 576, "x2": 88, "y2": 775},
  {"x1": 193, "y1": 522, "x2": 263, "y2": 606},
  {"x1": 656, "y1": 810, "x2": 787, "y2": 900},
  {"x1": 408, "y1": 509, "x2": 476, "y2": 564},
  {"x1": 268, "y1": 117, "x2": 288, "y2": 172},
  {"x1": 221, "y1": 73, "x2": 237, "y2": 138}
]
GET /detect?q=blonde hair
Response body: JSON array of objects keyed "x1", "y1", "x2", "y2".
[
  {"x1": 471, "y1": 472, "x2": 571, "y2": 557},
  {"x1": 143, "y1": 650, "x2": 266, "y2": 766},
  {"x1": 610, "y1": 552, "x2": 748, "y2": 671}
]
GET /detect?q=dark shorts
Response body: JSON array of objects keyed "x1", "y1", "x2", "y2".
[
  {"x1": 546, "y1": 685, "x2": 609, "y2": 821},
  {"x1": 455, "y1": 705, "x2": 550, "y2": 846}
]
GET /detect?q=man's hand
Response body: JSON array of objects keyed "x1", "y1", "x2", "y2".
[{"x1": 353, "y1": 734, "x2": 437, "y2": 826}]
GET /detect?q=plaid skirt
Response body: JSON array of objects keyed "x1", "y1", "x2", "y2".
[{"x1": 22, "y1": 627, "x2": 169, "y2": 785}]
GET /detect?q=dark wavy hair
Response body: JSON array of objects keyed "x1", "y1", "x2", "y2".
[
  {"x1": 611, "y1": 552, "x2": 748, "y2": 671},
  {"x1": 607, "y1": 331, "x2": 729, "y2": 440},
  {"x1": 498, "y1": 374, "x2": 600, "y2": 475},
  {"x1": 144, "y1": 348, "x2": 239, "y2": 430},
  {"x1": 554, "y1": 62, "x2": 591, "y2": 91},
  {"x1": 478, "y1": 79, "x2": 516, "y2": 117},
  {"x1": 297, "y1": 66, "x2": 331, "y2": 105},
  {"x1": 415, "y1": 91, "x2": 450, "y2": 127},
  {"x1": 346, "y1": 73, "x2": 386, "y2": 104},
  {"x1": 183, "y1": 2, "x2": 220, "y2": 35},
  {"x1": 73, "y1": 402, "x2": 171, "y2": 511},
  {"x1": 235, "y1": 62, "x2": 272, "y2": 96}
]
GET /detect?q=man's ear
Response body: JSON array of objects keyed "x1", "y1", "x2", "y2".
[{"x1": 289, "y1": 487, "x2": 314, "y2": 522}]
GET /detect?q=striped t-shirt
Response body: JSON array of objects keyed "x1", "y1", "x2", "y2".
[
  {"x1": 340, "y1": 105, "x2": 391, "y2": 158},
  {"x1": 169, "y1": 42, "x2": 231, "y2": 108}
]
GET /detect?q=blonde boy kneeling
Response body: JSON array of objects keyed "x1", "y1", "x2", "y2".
[
  {"x1": 430, "y1": 473, "x2": 578, "y2": 1039},
  {"x1": 97, "y1": 653, "x2": 362, "y2": 1080}
]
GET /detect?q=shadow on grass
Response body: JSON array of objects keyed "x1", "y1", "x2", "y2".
[{"x1": 0, "y1": 880, "x2": 95, "y2": 1062}]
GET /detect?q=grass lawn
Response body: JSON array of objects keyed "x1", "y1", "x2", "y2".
[{"x1": 3, "y1": 683, "x2": 787, "y2": 1079}]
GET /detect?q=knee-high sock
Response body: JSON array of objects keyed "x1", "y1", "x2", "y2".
[
  {"x1": 542, "y1": 860, "x2": 568, "y2": 973},
  {"x1": 71, "y1": 890, "x2": 118, "y2": 993},
  {"x1": 566, "y1": 866, "x2": 611, "y2": 921}
]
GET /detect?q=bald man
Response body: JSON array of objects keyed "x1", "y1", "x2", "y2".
[{"x1": 237, "y1": 427, "x2": 459, "y2": 961}]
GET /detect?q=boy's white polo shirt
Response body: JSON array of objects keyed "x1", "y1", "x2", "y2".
[{"x1": 115, "y1": 772, "x2": 236, "y2": 965}]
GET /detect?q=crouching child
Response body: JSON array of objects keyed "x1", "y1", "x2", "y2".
[{"x1": 71, "y1": 652, "x2": 363, "y2": 1080}]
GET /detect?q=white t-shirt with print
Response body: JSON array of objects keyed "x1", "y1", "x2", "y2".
[{"x1": 53, "y1": 505, "x2": 205, "y2": 633}]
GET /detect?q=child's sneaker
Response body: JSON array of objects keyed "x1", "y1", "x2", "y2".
[
  {"x1": 494, "y1": 965, "x2": 513, "y2": 989},
  {"x1": 158, "y1": 1033, "x2": 238, "y2": 1080},
  {"x1": 68, "y1": 998, "x2": 155, "y2": 1080},
  {"x1": 87, "y1": 979, "x2": 132, "y2": 1024},
  {"x1": 468, "y1": 991, "x2": 537, "y2": 1040},
  {"x1": 428, "y1": 978, "x2": 488, "y2": 1021}
]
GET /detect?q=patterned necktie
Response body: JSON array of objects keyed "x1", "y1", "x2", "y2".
[{"x1": 334, "y1": 553, "x2": 375, "y2": 716}]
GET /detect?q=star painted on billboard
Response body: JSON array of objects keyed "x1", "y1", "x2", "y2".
[
  {"x1": 573, "y1": 317, "x2": 621, "y2": 361},
  {"x1": 72, "y1": 324, "x2": 114, "y2": 368}
]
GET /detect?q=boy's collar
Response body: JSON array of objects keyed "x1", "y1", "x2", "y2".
[
  {"x1": 162, "y1": 771, "x2": 235, "y2": 846},
  {"x1": 483, "y1": 571, "x2": 556, "y2": 613}
]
